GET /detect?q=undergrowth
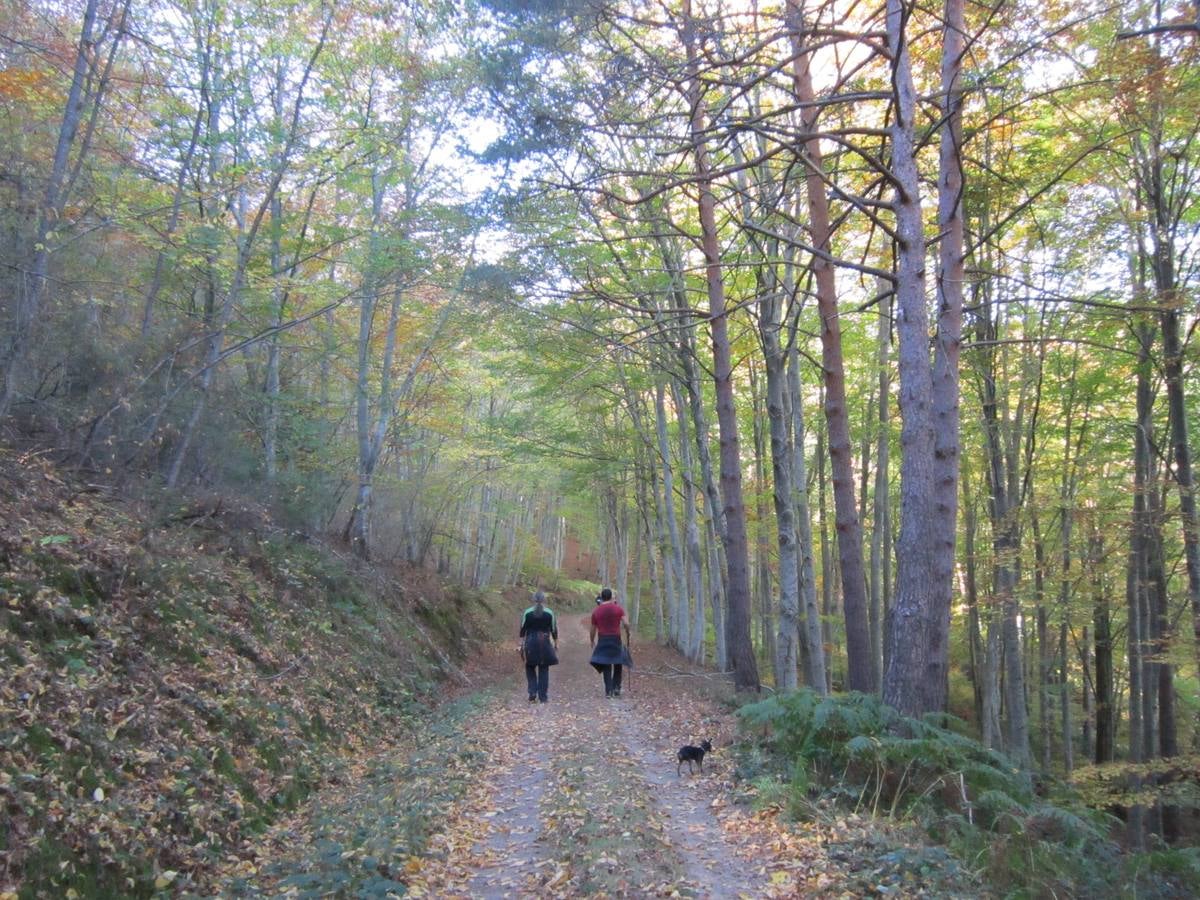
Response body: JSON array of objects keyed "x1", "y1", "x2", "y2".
[
  {"x1": 0, "y1": 451, "x2": 494, "y2": 896},
  {"x1": 221, "y1": 690, "x2": 497, "y2": 898},
  {"x1": 737, "y1": 689, "x2": 1200, "y2": 898}
]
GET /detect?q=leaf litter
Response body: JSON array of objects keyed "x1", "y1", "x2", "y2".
[{"x1": 230, "y1": 612, "x2": 984, "y2": 898}]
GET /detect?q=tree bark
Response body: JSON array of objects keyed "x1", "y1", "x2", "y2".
[
  {"x1": 1094, "y1": 524, "x2": 1114, "y2": 764},
  {"x1": 787, "y1": 344, "x2": 828, "y2": 693},
  {"x1": 751, "y1": 362, "x2": 777, "y2": 675},
  {"x1": 761, "y1": 296, "x2": 800, "y2": 691},
  {"x1": 870, "y1": 289, "x2": 891, "y2": 691},
  {"x1": 786, "y1": 1, "x2": 873, "y2": 692},
  {"x1": 680, "y1": 0, "x2": 758, "y2": 691},
  {"x1": 654, "y1": 378, "x2": 686, "y2": 650},
  {"x1": 672, "y1": 377, "x2": 701, "y2": 659},
  {"x1": 881, "y1": 0, "x2": 942, "y2": 717}
]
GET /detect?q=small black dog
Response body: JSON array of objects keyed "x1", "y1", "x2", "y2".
[{"x1": 677, "y1": 739, "x2": 714, "y2": 775}]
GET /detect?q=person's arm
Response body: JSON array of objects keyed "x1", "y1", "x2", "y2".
[
  {"x1": 622, "y1": 616, "x2": 632, "y2": 645},
  {"x1": 589, "y1": 618, "x2": 597, "y2": 648},
  {"x1": 519, "y1": 610, "x2": 528, "y2": 638}
]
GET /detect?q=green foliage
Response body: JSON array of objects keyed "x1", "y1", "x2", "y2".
[
  {"x1": 737, "y1": 689, "x2": 1197, "y2": 898},
  {"x1": 1072, "y1": 756, "x2": 1200, "y2": 811}
]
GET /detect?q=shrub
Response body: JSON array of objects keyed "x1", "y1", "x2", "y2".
[{"x1": 735, "y1": 690, "x2": 1198, "y2": 897}]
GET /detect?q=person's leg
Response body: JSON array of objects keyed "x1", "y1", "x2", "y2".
[
  {"x1": 601, "y1": 664, "x2": 614, "y2": 696},
  {"x1": 525, "y1": 664, "x2": 538, "y2": 701},
  {"x1": 537, "y1": 665, "x2": 549, "y2": 702},
  {"x1": 612, "y1": 664, "x2": 623, "y2": 696}
]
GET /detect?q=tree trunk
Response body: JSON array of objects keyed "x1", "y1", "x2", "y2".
[
  {"x1": 167, "y1": 14, "x2": 329, "y2": 488},
  {"x1": 264, "y1": 62, "x2": 286, "y2": 484},
  {"x1": 672, "y1": 379, "x2": 702, "y2": 660},
  {"x1": 762, "y1": 305, "x2": 800, "y2": 691},
  {"x1": 1081, "y1": 624, "x2": 1094, "y2": 768},
  {"x1": 786, "y1": 2, "x2": 873, "y2": 692},
  {"x1": 963, "y1": 456, "x2": 986, "y2": 733},
  {"x1": 881, "y1": 0, "x2": 942, "y2": 717},
  {"x1": 1093, "y1": 526, "x2": 1114, "y2": 764},
  {"x1": 655, "y1": 378, "x2": 686, "y2": 650},
  {"x1": 751, "y1": 361, "x2": 777, "y2": 676},
  {"x1": 1033, "y1": 511, "x2": 1051, "y2": 770},
  {"x1": 1060, "y1": 622, "x2": 1073, "y2": 775},
  {"x1": 1157, "y1": 264, "x2": 1200, "y2": 757},
  {"x1": 870, "y1": 289, "x2": 891, "y2": 691},
  {"x1": 788, "y1": 344, "x2": 827, "y2": 693},
  {"x1": 1, "y1": 0, "x2": 101, "y2": 419},
  {"x1": 928, "y1": 0, "x2": 966, "y2": 710},
  {"x1": 816, "y1": 417, "x2": 836, "y2": 689},
  {"x1": 681, "y1": 0, "x2": 758, "y2": 691}
]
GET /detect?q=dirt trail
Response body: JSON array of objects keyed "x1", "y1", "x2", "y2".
[
  {"x1": 228, "y1": 608, "x2": 983, "y2": 898},
  {"x1": 453, "y1": 612, "x2": 765, "y2": 899}
]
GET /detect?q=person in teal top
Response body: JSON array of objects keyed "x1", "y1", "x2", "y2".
[{"x1": 519, "y1": 591, "x2": 558, "y2": 702}]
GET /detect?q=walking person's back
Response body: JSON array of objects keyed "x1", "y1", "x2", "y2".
[
  {"x1": 520, "y1": 591, "x2": 558, "y2": 702},
  {"x1": 588, "y1": 588, "x2": 631, "y2": 697}
]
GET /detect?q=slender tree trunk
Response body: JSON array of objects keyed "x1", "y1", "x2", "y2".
[
  {"x1": 1094, "y1": 526, "x2": 1114, "y2": 764},
  {"x1": 1033, "y1": 511, "x2": 1051, "y2": 770},
  {"x1": 762, "y1": 309, "x2": 800, "y2": 691},
  {"x1": 1060, "y1": 622, "x2": 1073, "y2": 775},
  {"x1": 264, "y1": 64, "x2": 286, "y2": 484},
  {"x1": 672, "y1": 380, "x2": 702, "y2": 660},
  {"x1": 655, "y1": 379, "x2": 686, "y2": 650},
  {"x1": 648, "y1": 450, "x2": 668, "y2": 644},
  {"x1": 963, "y1": 457, "x2": 985, "y2": 732},
  {"x1": 1128, "y1": 322, "x2": 1156, "y2": 762},
  {"x1": 787, "y1": 344, "x2": 827, "y2": 693},
  {"x1": 751, "y1": 362, "x2": 777, "y2": 675},
  {"x1": 1081, "y1": 624, "x2": 1094, "y2": 767},
  {"x1": 681, "y1": 0, "x2": 758, "y2": 690},
  {"x1": 1158, "y1": 273, "x2": 1200, "y2": 756},
  {"x1": 928, "y1": 0, "x2": 967, "y2": 707},
  {"x1": 1, "y1": 0, "x2": 101, "y2": 419},
  {"x1": 870, "y1": 290, "x2": 891, "y2": 691},
  {"x1": 786, "y1": 2, "x2": 872, "y2": 691},
  {"x1": 1058, "y1": 376, "x2": 1083, "y2": 775},
  {"x1": 816, "y1": 418, "x2": 835, "y2": 689}
]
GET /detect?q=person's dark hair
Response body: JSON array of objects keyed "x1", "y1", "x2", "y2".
[{"x1": 600, "y1": 587, "x2": 613, "y2": 601}]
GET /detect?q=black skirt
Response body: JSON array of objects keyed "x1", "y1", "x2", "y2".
[
  {"x1": 522, "y1": 631, "x2": 558, "y2": 667},
  {"x1": 590, "y1": 634, "x2": 633, "y2": 669}
]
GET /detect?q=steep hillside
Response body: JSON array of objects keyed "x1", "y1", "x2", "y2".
[{"x1": 0, "y1": 450, "x2": 496, "y2": 897}]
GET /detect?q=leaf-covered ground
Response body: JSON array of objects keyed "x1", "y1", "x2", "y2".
[
  {"x1": 0, "y1": 450, "x2": 492, "y2": 897},
  {"x1": 229, "y1": 613, "x2": 986, "y2": 898}
]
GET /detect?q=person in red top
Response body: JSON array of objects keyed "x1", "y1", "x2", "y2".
[{"x1": 588, "y1": 587, "x2": 632, "y2": 697}]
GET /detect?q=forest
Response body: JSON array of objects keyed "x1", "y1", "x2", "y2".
[{"x1": 1, "y1": 0, "x2": 1199, "y2": 889}]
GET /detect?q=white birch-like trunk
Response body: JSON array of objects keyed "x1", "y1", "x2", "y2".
[
  {"x1": 787, "y1": 345, "x2": 827, "y2": 694},
  {"x1": 655, "y1": 379, "x2": 686, "y2": 651}
]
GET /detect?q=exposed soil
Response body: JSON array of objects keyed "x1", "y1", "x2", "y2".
[{"x1": 229, "y1": 608, "x2": 984, "y2": 898}]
